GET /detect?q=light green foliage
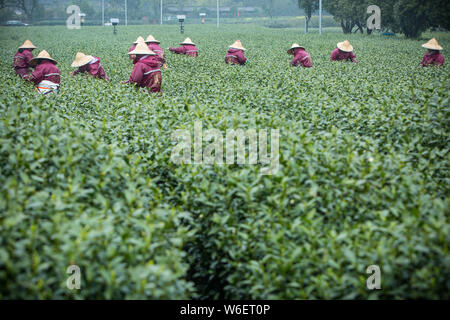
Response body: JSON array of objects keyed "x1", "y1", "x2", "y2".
[{"x1": 0, "y1": 25, "x2": 449, "y2": 299}]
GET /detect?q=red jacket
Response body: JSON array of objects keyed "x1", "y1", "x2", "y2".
[
  {"x1": 225, "y1": 49, "x2": 247, "y2": 65},
  {"x1": 290, "y1": 48, "x2": 313, "y2": 68},
  {"x1": 330, "y1": 48, "x2": 357, "y2": 63},
  {"x1": 169, "y1": 45, "x2": 198, "y2": 57},
  {"x1": 420, "y1": 51, "x2": 445, "y2": 67},
  {"x1": 73, "y1": 56, "x2": 109, "y2": 80},
  {"x1": 147, "y1": 43, "x2": 166, "y2": 65},
  {"x1": 13, "y1": 49, "x2": 34, "y2": 69},
  {"x1": 28, "y1": 60, "x2": 60, "y2": 85},
  {"x1": 127, "y1": 55, "x2": 160, "y2": 88}
]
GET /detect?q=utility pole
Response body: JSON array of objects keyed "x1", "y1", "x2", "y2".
[
  {"x1": 102, "y1": 0, "x2": 104, "y2": 26},
  {"x1": 160, "y1": 0, "x2": 163, "y2": 25},
  {"x1": 217, "y1": 0, "x2": 219, "y2": 28},
  {"x1": 125, "y1": 0, "x2": 127, "y2": 26},
  {"x1": 319, "y1": 0, "x2": 322, "y2": 35}
]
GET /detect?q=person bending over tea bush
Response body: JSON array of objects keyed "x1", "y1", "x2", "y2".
[
  {"x1": 225, "y1": 40, "x2": 248, "y2": 65},
  {"x1": 121, "y1": 42, "x2": 162, "y2": 94},
  {"x1": 288, "y1": 43, "x2": 313, "y2": 68},
  {"x1": 24, "y1": 50, "x2": 60, "y2": 94},
  {"x1": 70, "y1": 52, "x2": 109, "y2": 81},
  {"x1": 13, "y1": 40, "x2": 36, "y2": 77},
  {"x1": 168, "y1": 38, "x2": 198, "y2": 57},
  {"x1": 330, "y1": 40, "x2": 358, "y2": 63},
  {"x1": 145, "y1": 34, "x2": 167, "y2": 69},
  {"x1": 420, "y1": 38, "x2": 445, "y2": 67}
]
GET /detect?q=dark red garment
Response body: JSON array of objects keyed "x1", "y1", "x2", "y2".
[
  {"x1": 126, "y1": 55, "x2": 161, "y2": 93},
  {"x1": 73, "y1": 56, "x2": 109, "y2": 80},
  {"x1": 27, "y1": 60, "x2": 60, "y2": 85},
  {"x1": 129, "y1": 44, "x2": 137, "y2": 53},
  {"x1": 15, "y1": 67, "x2": 30, "y2": 77},
  {"x1": 225, "y1": 49, "x2": 247, "y2": 65},
  {"x1": 169, "y1": 45, "x2": 198, "y2": 57},
  {"x1": 147, "y1": 43, "x2": 166, "y2": 66},
  {"x1": 13, "y1": 49, "x2": 34, "y2": 77},
  {"x1": 290, "y1": 48, "x2": 313, "y2": 68},
  {"x1": 330, "y1": 48, "x2": 357, "y2": 63},
  {"x1": 420, "y1": 51, "x2": 445, "y2": 67}
]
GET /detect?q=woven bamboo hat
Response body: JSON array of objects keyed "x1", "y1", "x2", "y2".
[
  {"x1": 145, "y1": 34, "x2": 160, "y2": 44},
  {"x1": 19, "y1": 40, "x2": 36, "y2": 49},
  {"x1": 180, "y1": 37, "x2": 195, "y2": 45},
  {"x1": 134, "y1": 36, "x2": 145, "y2": 44},
  {"x1": 30, "y1": 50, "x2": 57, "y2": 66},
  {"x1": 229, "y1": 40, "x2": 246, "y2": 51},
  {"x1": 337, "y1": 40, "x2": 353, "y2": 52},
  {"x1": 128, "y1": 41, "x2": 156, "y2": 55},
  {"x1": 287, "y1": 43, "x2": 304, "y2": 55},
  {"x1": 71, "y1": 52, "x2": 94, "y2": 68},
  {"x1": 422, "y1": 38, "x2": 443, "y2": 51}
]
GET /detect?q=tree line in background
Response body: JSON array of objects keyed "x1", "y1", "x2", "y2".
[
  {"x1": 0, "y1": 0, "x2": 449, "y2": 38},
  {"x1": 298, "y1": 0, "x2": 450, "y2": 38}
]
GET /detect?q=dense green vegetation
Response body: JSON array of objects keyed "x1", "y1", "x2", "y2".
[{"x1": 0, "y1": 24, "x2": 449, "y2": 299}]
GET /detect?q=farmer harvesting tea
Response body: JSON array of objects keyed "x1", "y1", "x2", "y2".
[
  {"x1": 13, "y1": 40, "x2": 36, "y2": 77},
  {"x1": 420, "y1": 38, "x2": 444, "y2": 67},
  {"x1": 129, "y1": 36, "x2": 145, "y2": 60},
  {"x1": 288, "y1": 43, "x2": 313, "y2": 68},
  {"x1": 168, "y1": 37, "x2": 198, "y2": 57},
  {"x1": 121, "y1": 41, "x2": 162, "y2": 94},
  {"x1": 70, "y1": 52, "x2": 109, "y2": 81},
  {"x1": 225, "y1": 40, "x2": 248, "y2": 65},
  {"x1": 145, "y1": 35, "x2": 167, "y2": 69},
  {"x1": 330, "y1": 40, "x2": 358, "y2": 63},
  {"x1": 24, "y1": 50, "x2": 60, "y2": 95}
]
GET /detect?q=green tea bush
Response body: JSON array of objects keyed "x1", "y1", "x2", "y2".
[
  {"x1": 0, "y1": 25, "x2": 448, "y2": 299},
  {"x1": 0, "y1": 97, "x2": 195, "y2": 299}
]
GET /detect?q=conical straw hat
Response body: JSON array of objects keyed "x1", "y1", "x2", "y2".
[
  {"x1": 337, "y1": 40, "x2": 353, "y2": 52},
  {"x1": 128, "y1": 41, "x2": 156, "y2": 55},
  {"x1": 287, "y1": 43, "x2": 304, "y2": 55},
  {"x1": 229, "y1": 40, "x2": 246, "y2": 51},
  {"x1": 180, "y1": 37, "x2": 195, "y2": 45},
  {"x1": 30, "y1": 50, "x2": 57, "y2": 66},
  {"x1": 19, "y1": 40, "x2": 36, "y2": 49},
  {"x1": 145, "y1": 34, "x2": 160, "y2": 43},
  {"x1": 71, "y1": 52, "x2": 94, "y2": 68},
  {"x1": 422, "y1": 38, "x2": 443, "y2": 51},
  {"x1": 134, "y1": 36, "x2": 145, "y2": 44}
]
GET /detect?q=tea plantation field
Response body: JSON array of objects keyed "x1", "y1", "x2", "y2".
[{"x1": 0, "y1": 25, "x2": 449, "y2": 299}]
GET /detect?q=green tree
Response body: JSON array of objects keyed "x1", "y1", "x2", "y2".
[
  {"x1": 424, "y1": 0, "x2": 450, "y2": 31},
  {"x1": 78, "y1": 0, "x2": 94, "y2": 18},
  {"x1": 392, "y1": 0, "x2": 429, "y2": 38},
  {"x1": 0, "y1": 0, "x2": 40, "y2": 23},
  {"x1": 297, "y1": 0, "x2": 318, "y2": 33},
  {"x1": 323, "y1": 0, "x2": 367, "y2": 34},
  {"x1": 323, "y1": 0, "x2": 449, "y2": 38},
  {"x1": 263, "y1": 0, "x2": 275, "y2": 19}
]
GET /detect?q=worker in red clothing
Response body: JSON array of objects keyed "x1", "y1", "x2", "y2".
[
  {"x1": 70, "y1": 52, "x2": 109, "y2": 81},
  {"x1": 24, "y1": 50, "x2": 60, "y2": 94},
  {"x1": 168, "y1": 38, "x2": 198, "y2": 57},
  {"x1": 330, "y1": 40, "x2": 358, "y2": 63},
  {"x1": 145, "y1": 34, "x2": 167, "y2": 69},
  {"x1": 13, "y1": 40, "x2": 36, "y2": 77},
  {"x1": 129, "y1": 36, "x2": 145, "y2": 60},
  {"x1": 121, "y1": 41, "x2": 162, "y2": 94},
  {"x1": 288, "y1": 43, "x2": 313, "y2": 68},
  {"x1": 420, "y1": 38, "x2": 445, "y2": 67},
  {"x1": 225, "y1": 40, "x2": 248, "y2": 65}
]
